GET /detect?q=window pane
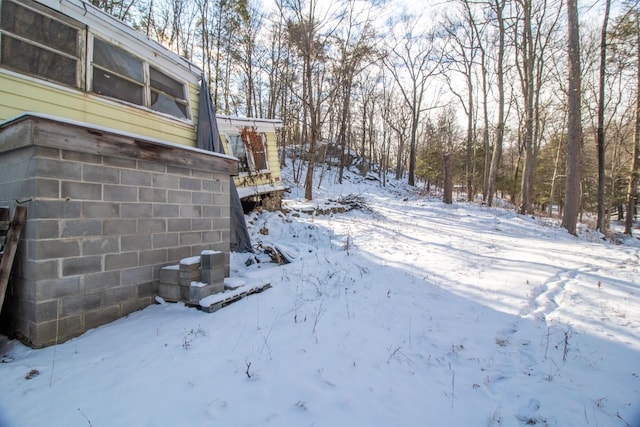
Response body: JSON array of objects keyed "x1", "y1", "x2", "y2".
[
  {"x1": 93, "y1": 38, "x2": 143, "y2": 82},
  {"x1": 228, "y1": 135, "x2": 250, "y2": 173},
  {"x1": 1, "y1": 36, "x2": 77, "y2": 86},
  {"x1": 1, "y1": 0, "x2": 78, "y2": 56},
  {"x1": 93, "y1": 68, "x2": 143, "y2": 105},
  {"x1": 150, "y1": 67, "x2": 185, "y2": 100},
  {"x1": 150, "y1": 91, "x2": 188, "y2": 119}
]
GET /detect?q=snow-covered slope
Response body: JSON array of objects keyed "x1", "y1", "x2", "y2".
[{"x1": 1, "y1": 165, "x2": 639, "y2": 427}]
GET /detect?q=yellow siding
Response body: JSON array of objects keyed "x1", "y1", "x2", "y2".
[
  {"x1": 229, "y1": 130, "x2": 282, "y2": 189},
  {"x1": 265, "y1": 131, "x2": 282, "y2": 180},
  {"x1": 0, "y1": 70, "x2": 199, "y2": 147}
]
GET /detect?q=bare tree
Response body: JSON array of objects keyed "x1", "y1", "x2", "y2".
[
  {"x1": 384, "y1": 14, "x2": 443, "y2": 186},
  {"x1": 562, "y1": 0, "x2": 583, "y2": 235},
  {"x1": 443, "y1": 3, "x2": 482, "y2": 201},
  {"x1": 596, "y1": 0, "x2": 612, "y2": 231},
  {"x1": 487, "y1": 0, "x2": 507, "y2": 207},
  {"x1": 624, "y1": 9, "x2": 639, "y2": 235}
]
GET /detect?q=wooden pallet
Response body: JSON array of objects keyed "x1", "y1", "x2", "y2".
[
  {"x1": 198, "y1": 282, "x2": 271, "y2": 313},
  {"x1": 0, "y1": 206, "x2": 27, "y2": 314}
]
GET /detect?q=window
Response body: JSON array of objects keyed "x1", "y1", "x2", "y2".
[
  {"x1": 92, "y1": 38, "x2": 144, "y2": 106},
  {"x1": 90, "y1": 38, "x2": 189, "y2": 119},
  {"x1": 227, "y1": 134, "x2": 251, "y2": 173},
  {"x1": 0, "y1": 0, "x2": 81, "y2": 87},
  {"x1": 150, "y1": 66, "x2": 188, "y2": 119},
  {"x1": 227, "y1": 128, "x2": 269, "y2": 174},
  {"x1": 0, "y1": 0, "x2": 191, "y2": 121}
]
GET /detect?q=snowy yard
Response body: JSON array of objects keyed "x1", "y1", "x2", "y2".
[{"x1": 1, "y1": 167, "x2": 639, "y2": 427}]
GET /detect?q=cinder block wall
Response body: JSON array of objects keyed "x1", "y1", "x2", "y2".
[{"x1": 0, "y1": 115, "x2": 237, "y2": 347}]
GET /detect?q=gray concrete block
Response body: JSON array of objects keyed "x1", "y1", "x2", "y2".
[
  {"x1": 61, "y1": 181, "x2": 102, "y2": 200},
  {"x1": 33, "y1": 300, "x2": 59, "y2": 323},
  {"x1": 31, "y1": 315, "x2": 83, "y2": 348},
  {"x1": 82, "y1": 237, "x2": 119, "y2": 255},
  {"x1": 103, "y1": 219, "x2": 137, "y2": 236},
  {"x1": 120, "y1": 203, "x2": 152, "y2": 218},
  {"x1": 30, "y1": 200, "x2": 81, "y2": 219},
  {"x1": 167, "y1": 246, "x2": 191, "y2": 262},
  {"x1": 152, "y1": 233, "x2": 179, "y2": 249},
  {"x1": 137, "y1": 160, "x2": 165, "y2": 172},
  {"x1": 104, "y1": 184, "x2": 138, "y2": 202},
  {"x1": 159, "y1": 266, "x2": 179, "y2": 285},
  {"x1": 33, "y1": 146, "x2": 61, "y2": 159},
  {"x1": 152, "y1": 173, "x2": 180, "y2": 189},
  {"x1": 152, "y1": 204, "x2": 179, "y2": 218},
  {"x1": 83, "y1": 164, "x2": 119, "y2": 184},
  {"x1": 84, "y1": 271, "x2": 121, "y2": 292},
  {"x1": 202, "y1": 230, "x2": 223, "y2": 244},
  {"x1": 62, "y1": 256, "x2": 102, "y2": 277},
  {"x1": 62, "y1": 150, "x2": 102, "y2": 165},
  {"x1": 82, "y1": 201, "x2": 119, "y2": 218},
  {"x1": 192, "y1": 218, "x2": 212, "y2": 231},
  {"x1": 200, "y1": 268, "x2": 225, "y2": 285},
  {"x1": 159, "y1": 282, "x2": 180, "y2": 300},
  {"x1": 121, "y1": 170, "x2": 151, "y2": 186},
  {"x1": 191, "y1": 170, "x2": 213, "y2": 179},
  {"x1": 168, "y1": 218, "x2": 191, "y2": 232},
  {"x1": 200, "y1": 251, "x2": 224, "y2": 270},
  {"x1": 180, "y1": 231, "x2": 201, "y2": 246},
  {"x1": 192, "y1": 192, "x2": 213, "y2": 205},
  {"x1": 61, "y1": 292, "x2": 102, "y2": 317},
  {"x1": 202, "y1": 179, "x2": 222, "y2": 192},
  {"x1": 35, "y1": 277, "x2": 81, "y2": 300},
  {"x1": 105, "y1": 252, "x2": 139, "y2": 271},
  {"x1": 166, "y1": 165, "x2": 190, "y2": 176},
  {"x1": 180, "y1": 177, "x2": 201, "y2": 191},
  {"x1": 202, "y1": 206, "x2": 222, "y2": 218},
  {"x1": 21, "y1": 259, "x2": 60, "y2": 281},
  {"x1": 102, "y1": 286, "x2": 136, "y2": 305},
  {"x1": 121, "y1": 266, "x2": 153, "y2": 286},
  {"x1": 84, "y1": 305, "x2": 121, "y2": 330},
  {"x1": 103, "y1": 156, "x2": 136, "y2": 169},
  {"x1": 180, "y1": 205, "x2": 201, "y2": 218},
  {"x1": 28, "y1": 239, "x2": 80, "y2": 260},
  {"x1": 139, "y1": 248, "x2": 168, "y2": 265},
  {"x1": 31, "y1": 158, "x2": 82, "y2": 180},
  {"x1": 121, "y1": 235, "x2": 151, "y2": 251},
  {"x1": 179, "y1": 257, "x2": 201, "y2": 272},
  {"x1": 62, "y1": 219, "x2": 102, "y2": 237},
  {"x1": 138, "y1": 218, "x2": 166, "y2": 234},
  {"x1": 186, "y1": 281, "x2": 224, "y2": 303},
  {"x1": 22, "y1": 178, "x2": 60, "y2": 198},
  {"x1": 167, "y1": 190, "x2": 190, "y2": 204},
  {"x1": 139, "y1": 188, "x2": 166, "y2": 203}
]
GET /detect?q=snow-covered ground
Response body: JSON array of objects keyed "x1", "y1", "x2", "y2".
[{"x1": 1, "y1": 164, "x2": 639, "y2": 427}]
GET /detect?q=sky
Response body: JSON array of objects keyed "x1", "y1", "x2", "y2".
[{"x1": 1, "y1": 156, "x2": 639, "y2": 426}]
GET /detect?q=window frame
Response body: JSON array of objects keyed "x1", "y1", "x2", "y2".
[
  {"x1": 0, "y1": 0, "x2": 85, "y2": 89},
  {"x1": 224, "y1": 128, "x2": 270, "y2": 175},
  {"x1": 0, "y1": 0, "x2": 193, "y2": 122},
  {"x1": 88, "y1": 34, "x2": 191, "y2": 120}
]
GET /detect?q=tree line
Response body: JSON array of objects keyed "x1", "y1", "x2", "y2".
[{"x1": 91, "y1": 0, "x2": 640, "y2": 236}]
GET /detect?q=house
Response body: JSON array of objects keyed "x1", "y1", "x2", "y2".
[{"x1": 0, "y1": 0, "x2": 282, "y2": 347}]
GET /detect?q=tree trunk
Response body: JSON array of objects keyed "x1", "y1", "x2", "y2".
[
  {"x1": 487, "y1": 0, "x2": 506, "y2": 207},
  {"x1": 561, "y1": 0, "x2": 583, "y2": 235},
  {"x1": 443, "y1": 153, "x2": 453, "y2": 204},
  {"x1": 596, "y1": 0, "x2": 611, "y2": 232},
  {"x1": 624, "y1": 13, "x2": 640, "y2": 236},
  {"x1": 518, "y1": 0, "x2": 535, "y2": 215}
]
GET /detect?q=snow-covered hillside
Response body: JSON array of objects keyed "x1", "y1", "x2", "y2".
[{"x1": 1, "y1": 165, "x2": 639, "y2": 427}]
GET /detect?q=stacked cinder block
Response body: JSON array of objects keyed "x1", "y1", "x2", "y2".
[{"x1": 158, "y1": 251, "x2": 225, "y2": 304}]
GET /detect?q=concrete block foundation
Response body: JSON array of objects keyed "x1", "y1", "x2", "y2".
[{"x1": 0, "y1": 115, "x2": 237, "y2": 347}]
